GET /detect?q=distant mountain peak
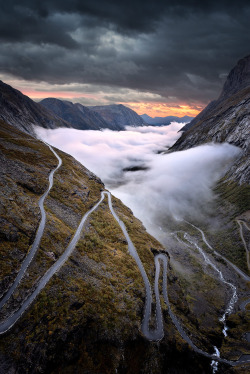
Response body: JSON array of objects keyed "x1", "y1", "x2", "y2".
[
  {"x1": 88, "y1": 104, "x2": 147, "y2": 129},
  {"x1": 40, "y1": 98, "x2": 111, "y2": 130},
  {"x1": 141, "y1": 113, "x2": 194, "y2": 126}
]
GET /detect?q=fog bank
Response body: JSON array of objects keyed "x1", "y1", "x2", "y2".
[{"x1": 36, "y1": 124, "x2": 241, "y2": 236}]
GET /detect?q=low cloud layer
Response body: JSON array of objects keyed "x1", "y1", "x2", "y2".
[
  {"x1": 36, "y1": 123, "x2": 183, "y2": 186},
  {"x1": 36, "y1": 124, "x2": 241, "y2": 238}
]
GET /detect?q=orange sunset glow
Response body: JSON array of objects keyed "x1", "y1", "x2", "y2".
[
  {"x1": 126, "y1": 102, "x2": 203, "y2": 118},
  {"x1": 21, "y1": 90, "x2": 96, "y2": 101},
  {"x1": 21, "y1": 89, "x2": 203, "y2": 118}
]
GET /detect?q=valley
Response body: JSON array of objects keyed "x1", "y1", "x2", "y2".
[
  {"x1": 0, "y1": 55, "x2": 249, "y2": 374},
  {"x1": 0, "y1": 130, "x2": 249, "y2": 372}
]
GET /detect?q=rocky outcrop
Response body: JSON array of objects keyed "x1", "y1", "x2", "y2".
[
  {"x1": 171, "y1": 55, "x2": 250, "y2": 184},
  {"x1": 88, "y1": 104, "x2": 147, "y2": 129},
  {"x1": 0, "y1": 81, "x2": 71, "y2": 136}
]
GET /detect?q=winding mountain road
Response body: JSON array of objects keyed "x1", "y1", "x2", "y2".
[
  {"x1": 183, "y1": 231, "x2": 237, "y2": 337},
  {"x1": 237, "y1": 219, "x2": 250, "y2": 271},
  {"x1": 0, "y1": 142, "x2": 249, "y2": 368},
  {"x1": 236, "y1": 219, "x2": 250, "y2": 311},
  {"x1": 0, "y1": 142, "x2": 62, "y2": 310},
  {"x1": 185, "y1": 221, "x2": 250, "y2": 311},
  {"x1": 0, "y1": 192, "x2": 105, "y2": 334},
  {"x1": 106, "y1": 192, "x2": 164, "y2": 341},
  {"x1": 185, "y1": 221, "x2": 250, "y2": 282}
]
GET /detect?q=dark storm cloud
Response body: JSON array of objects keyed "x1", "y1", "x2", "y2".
[{"x1": 0, "y1": 0, "x2": 250, "y2": 105}]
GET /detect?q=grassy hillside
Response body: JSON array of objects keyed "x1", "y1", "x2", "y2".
[{"x1": 0, "y1": 121, "x2": 213, "y2": 373}]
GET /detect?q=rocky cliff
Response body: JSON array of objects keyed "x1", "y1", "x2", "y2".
[
  {"x1": 171, "y1": 55, "x2": 250, "y2": 184},
  {"x1": 0, "y1": 81, "x2": 71, "y2": 136}
]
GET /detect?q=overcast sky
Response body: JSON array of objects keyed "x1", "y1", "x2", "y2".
[{"x1": 0, "y1": 0, "x2": 249, "y2": 116}]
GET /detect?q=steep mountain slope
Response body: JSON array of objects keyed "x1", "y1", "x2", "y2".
[
  {"x1": 40, "y1": 98, "x2": 119, "y2": 130},
  {"x1": 171, "y1": 55, "x2": 250, "y2": 184},
  {"x1": 88, "y1": 104, "x2": 147, "y2": 129},
  {"x1": 166, "y1": 58, "x2": 250, "y2": 365},
  {"x1": 0, "y1": 111, "x2": 249, "y2": 372},
  {"x1": 170, "y1": 55, "x2": 250, "y2": 276},
  {"x1": 0, "y1": 121, "x2": 216, "y2": 373},
  {"x1": 141, "y1": 114, "x2": 193, "y2": 126},
  {"x1": 166, "y1": 57, "x2": 250, "y2": 370},
  {"x1": 0, "y1": 81, "x2": 71, "y2": 136}
]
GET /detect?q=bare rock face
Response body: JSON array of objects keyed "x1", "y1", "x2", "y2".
[
  {"x1": 219, "y1": 54, "x2": 250, "y2": 101},
  {"x1": 0, "y1": 81, "x2": 72, "y2": 136},
  {"x1": 172, "y1": 55, "x2": 250, "y2": 184}
]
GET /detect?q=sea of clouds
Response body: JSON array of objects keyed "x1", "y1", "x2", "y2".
[{"x1": 36, "y1": 123, "x2": 241, "y2": 239}]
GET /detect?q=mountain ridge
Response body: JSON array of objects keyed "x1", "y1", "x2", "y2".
[
  {"x1": 0, "y1": 80, "x2": 147, "y2": 134},
  {"x1": 141, "y1": 113, "x2": 194, "y2": 126},
  {"x1": 88, "y1": 103, "x2": 147, "y2": 129},
  {"x1": 40, "y1": 99, "x2": 147, "y2": 131},
  {"x1": 0, "y1": 80, "x2": 72, "y2": 136},
  {"x1": 40, "y1": 98, "x2": 121, "y2": 131},
  {"x1": 171, "y1": 55, "x2": 250, "y2": 184}
]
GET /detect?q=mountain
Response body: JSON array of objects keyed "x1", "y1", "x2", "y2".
[
  {"x1": 0, "y1": 80, "x2": 249, "y2": 372},
  {"x1": 141, "y1": 114, "x2": 194, "y2": 126},
  {"x1": 0, "y1": 119, "x2": 214, "y2": 373},
  {"x1": 40, "y1": 100, "x2": 146, "y2": 130},
  {"x1": 169, "y1": 56, "x2": 250, "y2": 312},
  {"x1": 88, "y1": 104, "x2": 147, "y2": 129},
  {"x1": 171, "y1": 55, "x2": 250, "y2": 184},
  {"x1": 0, "y1": 80, "x2": 145, "y2": 134},
  {"x1": 40, "y1": 98, "x2": 120, "y2": 131},
  {"x1": 0, "y1": 81, "x2": 71, "y2": 136}
]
